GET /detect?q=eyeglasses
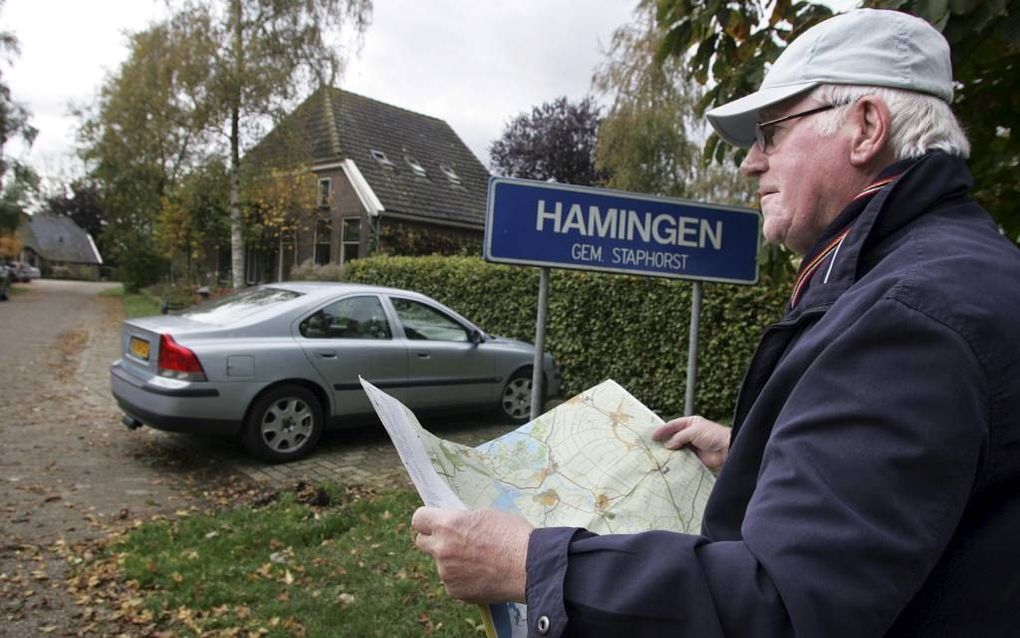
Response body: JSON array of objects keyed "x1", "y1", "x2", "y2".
[{"x1": 754, "y1": 104, "x2": 836, "y2": 153}]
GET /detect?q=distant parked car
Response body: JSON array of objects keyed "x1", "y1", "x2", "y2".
[
  {"x1": 20, "y1": 263, "x2": 41, "y2": 281},
  {"x1": 8, "y1": 262, "x2": 40, "y2": 282},
  {"x1": 0, "y1": 265, "x2": 11, "y2": 301},
  {"x1": 110, "y1": 282, "x2": 561, "y2": 462}
]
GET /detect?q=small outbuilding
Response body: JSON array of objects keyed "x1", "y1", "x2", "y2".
[{"x1": 19, "y1": 213, "x2": 103, "y2": 280}]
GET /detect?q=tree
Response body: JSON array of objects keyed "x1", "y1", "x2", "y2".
[
  {"x1": 594, "y1": 1, "x2": 755, "y2": 206},
  {"x1": 78, "y1": 1, "x2": 371, "y2": 289},
  {"x1": 489, "y1": 96, "x2": 607, "y2": 186},
  {"x1": 881, "y1": 0, "x2": 1020, "y2": 242},
  {"x1": 155, "y1": 158, "x2": 231, "y2": 283},
  {"x1": 594, "y1": 1, "x2": 778, "y2": 278},
  {"x1": 0, "y1": 2, "x2": 38, "y2": 235},
  {"x1": 0, "y1": 4, "x2": 36, "y2": 184},
  {"x1": 42, "y1": 180, "x2": 104, "y2": 241},
  {"x1": 0, "y1": 170, "x2": 34, "y2": 233},
  {"x1": 654, "y1": 0, "x2": 1020, "y2": 241},
  {"x1": 242, "y1": 163, "x2": 316, "y2": 280},
  {"x1": 171, "y1": 0, "x2": 372, "y2": 288},
  {"x1": 77, "y1": 18, "x2": 215, "y2": 285},
  {"x1": 0, "y1": 233, "x2": 19, "y2": 258}
]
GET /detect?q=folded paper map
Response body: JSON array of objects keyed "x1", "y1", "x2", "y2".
[{"x1": 360, "y1": 377, "x2": 716, "y2": 638}]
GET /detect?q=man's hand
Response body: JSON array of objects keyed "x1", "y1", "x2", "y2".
[
  {"x1": 411, "y1": 507, "x2": 532, "y2": 604},
  {"x1": 653, "y1": 416, "x2": 730, "y2": 470}
]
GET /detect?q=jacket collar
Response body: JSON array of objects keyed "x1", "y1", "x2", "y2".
[{"x1": 786, "y1": 151, "x2": 974, "y2": 316}]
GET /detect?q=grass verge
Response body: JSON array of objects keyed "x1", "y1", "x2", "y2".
[
  {"x1": 101, "y1": 284, "x2": 163, "y2": 318},
  {"x1": 70, "y1": 485, "x2": 489, "y2": 637}
]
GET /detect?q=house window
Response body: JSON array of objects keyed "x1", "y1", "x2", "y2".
[
  {"x1": 314, "y1": 219, "x2": 332, "y2": 265},
  {"x1": 370, "y1": 149, "x2": 395, "y2": 169},
  {"x1": 317, "y1": 178, "x2": 331, "y2": 208},
  {"x1": 439, "y1": 162, "x2": 461, "y2": 185},
  {"x1": 341, "y1": 218, "x2": 361, "y2": 263},
  {"x1": 405, "y1": 155, "x2": 427, "y2": 178}
]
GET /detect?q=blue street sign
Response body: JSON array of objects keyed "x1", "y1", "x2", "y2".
[{"x1": 485, "y1": 177, "x2": 761, "y2": 285}]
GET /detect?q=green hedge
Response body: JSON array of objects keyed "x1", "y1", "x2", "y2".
[{"x1": 302, "y1": 255, "x2": 789, "y2": 421}]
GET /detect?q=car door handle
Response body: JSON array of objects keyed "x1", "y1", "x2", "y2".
[
  {"x1": 318, "y1": 351, "x2": 338, "y2": 359},
  {"x1": 416, "y1": 351, "x2": 431, "y2": 359}
]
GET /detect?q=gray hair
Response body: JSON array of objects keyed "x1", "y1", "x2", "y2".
[{"x1": 809, "y1": 84, "x2": 970, "y2": 159}]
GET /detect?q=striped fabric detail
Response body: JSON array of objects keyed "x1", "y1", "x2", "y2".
[
  {"x1": 852, "y1": 175, "x2": 898, "y2": 201},
  {"x1": 790, "y1": 227, "x2": 852, "y2": 308},
  {"x1": 788, "y1": 173, "x2": 901, "y2": 309}
]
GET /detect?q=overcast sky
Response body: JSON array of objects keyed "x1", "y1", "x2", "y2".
[
  {"x1": 3, "y1": 0, "x2": 856, "y2": 190},
  {"x1": 2, "y1": 0, "x2": 638, "y2": 187}
]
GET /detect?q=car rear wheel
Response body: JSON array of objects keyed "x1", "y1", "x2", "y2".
[
  {"x1": 500, "y1": 369, "x2": 536, "y2": 425},
  {"x1": 243, "y1": 385, "x2": 323, "y2": 463}
]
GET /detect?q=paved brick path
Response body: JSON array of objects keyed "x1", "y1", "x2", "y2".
[
  {"x1": 174, "y1": 412, "x2": 521, "y2": 490},
  {"x1": 1, "y1": 280, "x2": 223, "y2": 636},
  {"x1": 0, "y1": 280, "x2": 529, "y2": 635}
]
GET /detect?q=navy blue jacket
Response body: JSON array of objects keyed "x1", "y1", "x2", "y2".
[{"x1": 524, "y1": 152, "x2": 1020, "y2": 637}]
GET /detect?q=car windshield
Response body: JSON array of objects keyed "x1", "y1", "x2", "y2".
[{"x1": 179, "y1": 287, "x2": 302, "y2": 325}]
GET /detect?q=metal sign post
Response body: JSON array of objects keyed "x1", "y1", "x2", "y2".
[
  {"x1": 485, "y1": 177, "x2": 761, "y2": 420},
  {"x1": 684, "y1": 281, "x2": 702, "y2": 416},
  {"x1": 530, "y1": 267, "x2": 550, "y2": 420}
]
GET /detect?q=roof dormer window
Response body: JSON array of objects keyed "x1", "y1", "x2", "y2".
[
  {"x1": 370, "y1": 149, "x2": 395, "y2": 169},
  {"x1": 404, "y1": 155, "x2": 427, "y2": 178},
  {"x1": 439, "y1": 162, "x2": 462, "y2": 186}
]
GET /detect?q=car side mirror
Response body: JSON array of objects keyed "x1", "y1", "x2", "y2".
[{"x1": 469, "y1": 329, "x2": 484, "y2": 345}]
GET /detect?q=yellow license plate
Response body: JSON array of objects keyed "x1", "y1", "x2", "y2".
[{"x1": 129, "y1": 336, "x2": 150, "y2": 361}]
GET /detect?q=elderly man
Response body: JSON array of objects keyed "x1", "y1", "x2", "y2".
[{"x1": 412, "y1": 9, "x2": 1020, "y2": 636}]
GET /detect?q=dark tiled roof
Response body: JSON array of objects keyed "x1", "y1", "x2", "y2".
[
  {"x1": 248, "y1": 87, "x2": 489, "y2": 228},
  {"x1": 21, "y1": 214, "x2": 102, "y2": 264}
]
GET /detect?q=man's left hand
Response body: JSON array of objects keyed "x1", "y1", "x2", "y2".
[{"x1": 411, "y1": 507, "x2": 532, "y2": 603}]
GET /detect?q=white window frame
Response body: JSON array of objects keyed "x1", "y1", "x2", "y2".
[
  {"x1": 340, "y1": 217, "x2": 361, "y2": 264},
  {"x1": 370, "y1": 149, "x2": 395, "y2": 169},
  {"x1": 317, "y1": 177, "x2": 331, "y2": 208},
  {"x1": 439, "y1": 162, "x2": 461, "y2": 185},
  {"x1": 313, "y1": 218, "x2": 332, "y2": 265},
  {"x1": 405, "y1": 155, "x2": 427, "y2": 178}
]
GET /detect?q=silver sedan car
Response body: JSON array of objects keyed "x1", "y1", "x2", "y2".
[{"x1": 110, "y1": 283, "x2": 561, "y2": 462}]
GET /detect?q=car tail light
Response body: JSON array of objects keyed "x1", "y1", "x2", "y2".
[{"x1": 158, "y1": 334, "x2": 207, "y2": 381}]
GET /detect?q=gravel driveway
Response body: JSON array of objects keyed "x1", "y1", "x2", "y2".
[{"x1": 0, "y1": 279, "x2": 522, "y2": 635}]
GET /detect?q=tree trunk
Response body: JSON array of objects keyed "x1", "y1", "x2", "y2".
[
  {"x1": 228, "y1": 0, "x2": 245, "y2": 288},
  {"x1": 229, "y1": 116, "x2": 243, "y2": 288},
  {"x1": 277, "y1": 235, "x2": 284, "y2": 282}
]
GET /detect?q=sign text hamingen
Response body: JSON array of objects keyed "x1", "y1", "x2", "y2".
[{"x1": 485, "y1": 178, "x2": 761, "y2": 284}]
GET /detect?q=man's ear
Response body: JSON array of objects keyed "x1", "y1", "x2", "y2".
[{"x1": 848, "y1": 97, "x2": 892, "y2": 168}]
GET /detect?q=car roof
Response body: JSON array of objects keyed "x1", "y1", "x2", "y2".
[
  {"x1": 160, "y1": 282, "x2": 441, "y2": 331},
  {"x1": 264, "y1": 281, "x2": 432, "y2": 302}
]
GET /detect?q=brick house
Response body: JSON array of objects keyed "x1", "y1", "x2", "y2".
[{"x1": 245, "y1": 88, "x2": 490, "y2": 282}]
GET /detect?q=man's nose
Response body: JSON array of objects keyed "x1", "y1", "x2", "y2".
[{"x1": 740, "y1": 144, "x2": 767, "y2": 177}]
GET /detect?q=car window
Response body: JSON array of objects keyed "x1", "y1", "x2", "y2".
[
  {"x1": 180, "y1": 287, "x2": 302, "y2": 324},
  {"x1": 300, "y1": 295, "x2": 393, "y2": 340},
  {"x1": 391, "y1": 298, "x2": 469, "y2": 342}
]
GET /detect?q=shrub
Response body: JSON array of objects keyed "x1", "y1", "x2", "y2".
[
  {"x1": 290, "y1": 258, "x2": 343, "y2": 281},
  {"x1": 300, "y1": 255, "x2": 788, "y2": 421},
  {"x1": 118, "y1": 249, "x2": 170, "y2": 292},
  {"x1": 143, "y1": 282, "x2": 234, "y2": 309}
]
